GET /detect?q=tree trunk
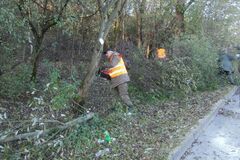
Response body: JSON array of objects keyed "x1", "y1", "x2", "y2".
[
  {"x1": 28, "y1": 31, "x2": 33, "y2": 55},
  {"x1": 114, "y1": 16, "x2": 120, "y2": 44},
  {"x1": 78, "y1": 44, "x2": 103, "y2": 104},
  {"x1": 136, "y1": 10, "x2": 141, "y2": 48},
  {"x1": 71, "y1": 36, "x2": 75, "y2": 75},
  {"x1": 120, "y1": 10, "x2": 125, "y2": 41},
  {"x1": 114, "y1": 6, "x2": 125, "y2": 44},
  {"x1": 175, "y1": 0, "x2": 185, "y2": 36},
  {"x1": 136, "y1": 0, "x2": 146, "y2": 48},
  {"x1": 17, "y1": 0, "x2": 70, "y2": 81},
  {"x1": 31, "y1": 37, "x2": 43, "y2": 81},
  {"x1": 146, "y1": 44, "x2": 150, "y2": 58},
  {"x1": 78, "y1": 0, "x2": 126, "y2": 104}
]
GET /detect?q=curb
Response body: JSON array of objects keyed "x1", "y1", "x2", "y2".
[{"x1": 168, "y1": 86, "x2": 238, "y2": 160}]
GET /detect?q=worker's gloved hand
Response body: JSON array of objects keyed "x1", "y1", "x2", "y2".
[
  {"x1": 96, "y1": 67, "x2": 106, "y2": 76},
  {"x1": 100, "y1": 71, "x2": 111, "y2": 80},
  {"x1": 96, "y1": 68, "x2": 111, "y2": 80},
  {"x1": 97, "y1": 68, "x2": 101, "y2": 75},
  {"x1": 96, "y1": 68, "x2": 101, "y2": 76}
]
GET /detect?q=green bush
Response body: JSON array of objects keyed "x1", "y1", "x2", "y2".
[
  {"x1": 172, "y1": 35, "x2": 219, "y2": 90},
  {"x1": 42, "y1": 65, "x2": 80, "y2": 110},
  {"x1": 130, "y1": 35, "x2": 220, "y2": 100},
  {"x1": 157, "y1": 57, "x2": 196, "y2": 93},
  {"x1": 130, "y1": 53, "x2": 196, "y2": 96}
]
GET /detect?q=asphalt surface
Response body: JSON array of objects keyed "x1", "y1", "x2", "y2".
[{"x1": 181, "y1": 87, "x2": 240, "y2": 160}]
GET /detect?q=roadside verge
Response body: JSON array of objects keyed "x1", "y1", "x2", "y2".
[{"x1": 168, "y1": 86, "x2": 238, "y2": 160}]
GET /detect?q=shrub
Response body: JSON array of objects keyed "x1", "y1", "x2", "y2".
[
  {"x1": 172, "y1": 35, "x2": 219, "y2": 90},
  {"x1": 129, "y1": 35, "x2": 220, "y2": 100},
  {"x1": 130, "y1": 52, "x2": 195, "y2": 96},
  {"x1": 28, "y1": 61, "x2": 80, "y2": 110},
  {"x1": 42, "y1": 64, "x2": 80, "y2": 110}
]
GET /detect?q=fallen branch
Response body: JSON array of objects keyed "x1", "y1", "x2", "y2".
[
  {"x1": 1, "y1": 119, "x2": 65, "y2": 125},
  {"x1": 0, "y1": 112, "x2": 94, "y2": 143}
]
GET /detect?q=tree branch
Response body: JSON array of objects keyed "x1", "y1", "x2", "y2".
[
  {"x1": 16, "y1": 1, "x2": 41, "y2": 42},
  {"x1": 31, "y1": 0, "x2": 53, "y2": 12},
  {"x1": 41, "y1": 0, "x2": 70, "y2": 36},
  {"x1": 0, "y1": 113, "x2": 94, "y2": 143}
]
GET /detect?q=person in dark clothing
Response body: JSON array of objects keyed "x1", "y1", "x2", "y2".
[{"x1": 218, "y1": 53, "x2": 235, "y2": 84}]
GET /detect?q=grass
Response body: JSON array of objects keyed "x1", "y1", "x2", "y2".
[
  {"x1": 0, "y1": 80, "x2": 235, "y2": 159},
  {"x1": 58, "y1": 86, "x2": 232, "y2": 159}
]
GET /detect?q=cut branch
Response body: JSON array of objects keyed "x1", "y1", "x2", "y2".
[{"x1": 0, "y1": 112, "x2": 94, "y2": 143}]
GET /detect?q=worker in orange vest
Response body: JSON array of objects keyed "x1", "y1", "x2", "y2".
[
  {"x1": 99, "y1": 50, "x2": 134, "y2": 115},
  {"x1": 156, "y1": 48, "x2": 167, "y2": 60}
]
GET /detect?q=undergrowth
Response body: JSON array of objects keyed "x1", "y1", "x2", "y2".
[
  {"x1": 1, "y1": 35, "x2": 238, "y2": 160},
  {"x1": 0, "y1": 64, "x2": 34, "y2": 100}
]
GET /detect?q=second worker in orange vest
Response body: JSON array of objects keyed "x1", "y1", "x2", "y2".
[{"x1": 102, "y1": 50, "x2": 134, "y2": 115}]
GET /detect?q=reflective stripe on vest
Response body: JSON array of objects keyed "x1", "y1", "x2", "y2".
[{"x1": 108, "y1": 57, "x2": 128, "y2": 78}]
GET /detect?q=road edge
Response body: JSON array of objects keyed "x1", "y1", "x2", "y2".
[{"x1": 168, "y1": 86, "x2": 238, "y2": 160}]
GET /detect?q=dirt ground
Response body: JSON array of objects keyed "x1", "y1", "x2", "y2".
[{"x1": 0, "y1": 85, "x2": 234, "y2": 159}]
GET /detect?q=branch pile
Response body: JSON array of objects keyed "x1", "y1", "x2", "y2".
[{"x1": 0, "y1": 112, "x2": 94, "y2": 143}]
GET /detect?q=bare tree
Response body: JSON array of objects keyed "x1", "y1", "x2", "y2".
[
  {"x1": 135, "y1": 0, "x2": 146, "y2": 48},
  {"x1": 16, "y1": 0, "x2": 70, "y2": 81},
  {"x1": 77, "y1": 0, "x2": 127, "y2": 104},
  {"x1": 175, "y1": 0, "x2": 195, "y2": 36}
]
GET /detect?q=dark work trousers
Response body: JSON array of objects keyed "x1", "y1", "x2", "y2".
[
  {"x1": 114, "y1": 82, "x2": 133, "y2": 107},
  {"x1": 227, "y1": 72, "x2": 235, "y2": 84},
  {"x1": 220, "y1": 70, "x2": 235, "y2": 85}
]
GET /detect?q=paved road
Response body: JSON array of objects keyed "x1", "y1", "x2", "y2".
[{"x1": 181, "y1": 87, "x2": 240, "y2": 160}]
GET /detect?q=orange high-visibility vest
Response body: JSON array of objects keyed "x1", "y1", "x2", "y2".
[
  {"x1": 108, "y1": 56, "x2": 128, "y2": 78},
  {"x1": 157, "y1": 48, "x2": 166, "y2": 59}
]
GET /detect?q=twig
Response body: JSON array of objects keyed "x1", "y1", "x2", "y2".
[{"x1": 1, "y1": 119, "x2": 65, "y2": 125}]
